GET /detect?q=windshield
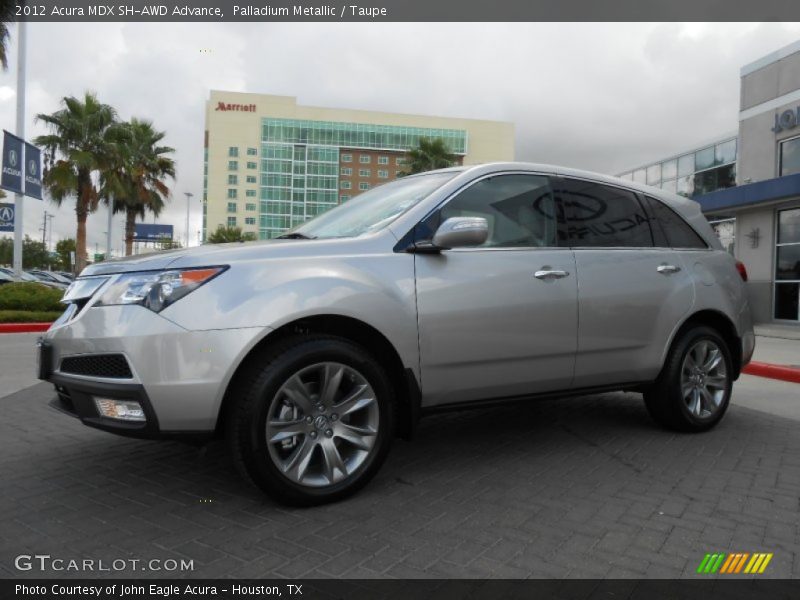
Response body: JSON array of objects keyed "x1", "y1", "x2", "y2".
[{"x1": 289, "y1": 171, "x2": 457, "y2": 239}]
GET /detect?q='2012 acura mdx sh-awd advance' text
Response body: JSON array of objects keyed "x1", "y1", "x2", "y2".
[{"x1": 40, "y1": 163, "x2": 754, "y2": 505}]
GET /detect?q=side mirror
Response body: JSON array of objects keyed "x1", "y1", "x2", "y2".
[{"x1": 432, "y1": 216, "x2": 489, "y2": 249}]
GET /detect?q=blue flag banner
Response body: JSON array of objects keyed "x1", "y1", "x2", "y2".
[
  {"x1": 24, "y1": 142, "x2": 42, "y2": 200},
  {"x1": 1, "y1": 131, "x2": 24, "y2": 195},
  {"x1": 0, "y1": 203, "x2": 14, "y2": 232}
]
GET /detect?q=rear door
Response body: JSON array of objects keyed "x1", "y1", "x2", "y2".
[
  {"x1": 415, "y1": 173, "x2": 578, "y2": 407},
  {"x1": 553, "y1": 177, "x2": 695, "y2": 388}
]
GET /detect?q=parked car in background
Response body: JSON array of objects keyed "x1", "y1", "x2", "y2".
[
  {"x1": 23, "y1": 271, "x2": 68, "y2": 290},
  {"x1": 29, "y1": 270, "x2": 72, "y2": 286},
  {"x1": 39, "y1": 162, "x2": 755, "y2": 506},
  {"x1": 0, "y1": 268, "x2": 60, "y2": 289},
  {"x1": 56, "y1": 272, "x2": 75, "y2": 281},
  {"x1": 0, "y1": 271, "x2": 16, "y2": 285}
]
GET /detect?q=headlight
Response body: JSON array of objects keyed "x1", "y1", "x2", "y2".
[
  {"x1": 62, "y1": 276, "x2": 110, "y2": 303},
  {"x1": 95, "y1": 267, "x2": 226, "y2": 312}
]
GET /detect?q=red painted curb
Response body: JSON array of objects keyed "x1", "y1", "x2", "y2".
[
  {"x1": 742, "y1": 361, "x2": 800, "y2": 384},
  {"x1": 0, "y1": 322, "x2": 52, "y2": 334}
]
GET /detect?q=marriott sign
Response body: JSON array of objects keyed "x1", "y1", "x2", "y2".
[{"x1": 215, "y1": 102, "x2": 257, "y2": 112}]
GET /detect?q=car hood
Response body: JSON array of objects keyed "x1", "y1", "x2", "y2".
[{"x1": 78, "y1": 234, "x2": 390, "y2": 277}]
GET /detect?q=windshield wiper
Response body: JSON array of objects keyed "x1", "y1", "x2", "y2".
[{"x1": 276, "y1": 232, "x2": 317, "y2": 240}]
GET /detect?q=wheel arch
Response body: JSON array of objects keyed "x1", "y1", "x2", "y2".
[
  {"x1": 666, "y1": 309, "x2": 743, "y2": 380},
  {"x1": 215, "y1": 314, "x2": 419, "y2": 440}
]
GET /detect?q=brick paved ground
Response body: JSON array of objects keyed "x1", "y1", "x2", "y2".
[{"x1": 1, "y1": 382, "x2": 799, "y2": 579}]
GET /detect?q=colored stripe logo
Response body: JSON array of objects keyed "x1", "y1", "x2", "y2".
[{"x1": 697, "y1": 552, "x2": 773, "y2": 574}]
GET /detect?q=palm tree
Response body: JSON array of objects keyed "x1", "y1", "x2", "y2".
[
  {"x1": 400, "y1": 138, "x2": 457, "y2": 175},
  {"x1": 207, "y1": 225, "x2": 256, "y2": 244},
  {"x1": 100, "y1": 119, "x2": 175, "y2": 256},
  {"x1": 0, "y1": 0, "x2": 16, "y2": 70},
  {"x1": 34, "y1": 93, "x2": 117, "y2": 271}
]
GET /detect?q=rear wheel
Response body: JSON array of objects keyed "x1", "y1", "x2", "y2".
[
  {"x1": 227, "y1": 335, "x2": 394, "y2": 506},
  {"x1": 644, "y1": 326, "x2": 733, "y2": 432}
]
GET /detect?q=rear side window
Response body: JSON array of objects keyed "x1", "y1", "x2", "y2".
[
  {"x1": 554, "y1": 178, "x2": 653, "y2": 247},
  {"x1": 643, "y1": 196, "x2": 708, "y2": 249}
]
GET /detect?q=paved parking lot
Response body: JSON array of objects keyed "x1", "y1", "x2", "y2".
[{"x1": 2, "y1": 377, "x2": 799, "y2": 579}]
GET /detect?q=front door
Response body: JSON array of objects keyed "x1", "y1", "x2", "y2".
[{"x1": 415, "y1": 174, "x2": 578, "y2": 407}]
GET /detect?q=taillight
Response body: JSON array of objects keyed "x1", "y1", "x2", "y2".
[{"x1": 735, "y1": 260, "x2": 748, "y2": 282}]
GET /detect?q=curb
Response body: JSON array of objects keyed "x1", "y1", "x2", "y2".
[
  {"x1": 742, "y1": 361, "x2": 800, "y2": 384},
  {"x1": 0, "y1": 323, "x2": 52, "y2": 334}
]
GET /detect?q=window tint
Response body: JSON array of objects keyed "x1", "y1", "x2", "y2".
[
  {"x1": 438, "y1": 175, "x2": 558, "y2": 248},
  {"x1": 644, "y1": 196, "x2": 707, "y2": 249},
  {"x1": 555, "y1": 179, "x2": 652, "y2": 247}
]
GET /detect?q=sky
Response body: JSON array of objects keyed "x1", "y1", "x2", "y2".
[{"x1": 1, "y1": 21, "x2": 800, "y2": 259}]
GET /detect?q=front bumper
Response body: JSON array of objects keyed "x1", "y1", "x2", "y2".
[
  {"x1": 47, "y1": 372, "x2": 168, "y2": 439},
  {"x1": 40, "y1": 304, "x2": 268, "y2": 437}
]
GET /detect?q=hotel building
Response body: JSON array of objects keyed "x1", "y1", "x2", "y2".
[{"x1": 203, "y1": 92, "x2": 514, "y2": 240}]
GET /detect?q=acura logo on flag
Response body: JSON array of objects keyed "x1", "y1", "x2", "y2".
[
  {"x1": 8, "y1": 149, "x2": 17, "y2": 168},
  {"x1": 28, "y1": 159, "x2": 36, "y2": 176},
  {"x1": 0, "y1": 203, "x2": 13, "y2": 232}
]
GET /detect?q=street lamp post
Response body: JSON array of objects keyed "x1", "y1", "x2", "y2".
[
  {"x1": 184, "y1": 192, "x2": 193, "y2": 248},
  {"x1": 106, "y1": 198, "x2": 113, "y2": 257},
  {"x1": 40, "y1": 210, "x2": 53, "y2": 249}
]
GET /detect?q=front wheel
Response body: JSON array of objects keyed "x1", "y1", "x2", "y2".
[
  {"x1": 644, "y1": 326, "x2": 734, "y2": 432},
  {"x1": 227, "y1": 335, "x2": 395, "y2": 506}
]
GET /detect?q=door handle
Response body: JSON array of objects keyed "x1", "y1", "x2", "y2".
[
  {"x1": 657, "y1": 264, "x2": 681, "y2": 275},
  {"x1": 534, "y1": 269, "x2": 569, "y2": 280}
]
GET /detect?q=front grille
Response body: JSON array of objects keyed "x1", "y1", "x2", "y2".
[{"x1": 60, "y1": 354, "x2": 133, "y2": 379}]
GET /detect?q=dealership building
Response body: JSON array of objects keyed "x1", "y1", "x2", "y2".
[
  {"x1": 203, "y1": 91, "x2": 514, "y2": 240},
  {"x1": 618, "y1": 40, "x2": 800, "y2": 325}
]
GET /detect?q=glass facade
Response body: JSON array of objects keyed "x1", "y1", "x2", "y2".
[
  {"x1": 618, "y1": 136, "x2": 737, "y2": 199},
  {"x1": 256, "y1": 118, "x2": 468, "y2": 239},
  {"x1": 258, "y1": 142, "x2": 339, "y2": 238},
  {"x1": 780, "y1": 136, "x2": 800, "y2": 176},
  {"x1": 206, "y1": 116, "x2": 469, "y2": 241},
  {"x1": 776, "y1": 208, "x2": 800, "y2": 321},
  {"x1": 261, "y1": 118, "x2": 468, "y2": 154}
]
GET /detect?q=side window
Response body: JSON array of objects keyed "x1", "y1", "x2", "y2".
[
  {"x1": 437, "y1": 175, "x2": 559, "y2": 248},
  {"x1": 555, "y1": 178, "x2": 653, "y2": 247},
  {"x1": 643, "y1": 196, "x2": 708, "y2": 249}
]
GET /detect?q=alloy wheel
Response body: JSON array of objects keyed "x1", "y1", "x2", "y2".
[
  {"x1": 265, "y1": 362, "x2": 379, "y2": 487},
  {"x1": 680, "y1": 339, "x2": 729, "y2": 419}
]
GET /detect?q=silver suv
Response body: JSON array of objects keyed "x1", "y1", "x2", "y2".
[{"x1": 40, "y1": 163, "x2": 754, "y2": 505}]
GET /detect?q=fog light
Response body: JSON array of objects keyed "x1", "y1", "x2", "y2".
[{"x1": 94, "y1": 398, "x2": 146, "y2": 422}]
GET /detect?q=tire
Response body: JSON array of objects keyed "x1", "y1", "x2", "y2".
[
  {"x1": 643, "y1": 325, "x2": 734, "y2": 432},
  {"x1": 226, "y1": 335, "x2": 395, "y2": 506}
]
